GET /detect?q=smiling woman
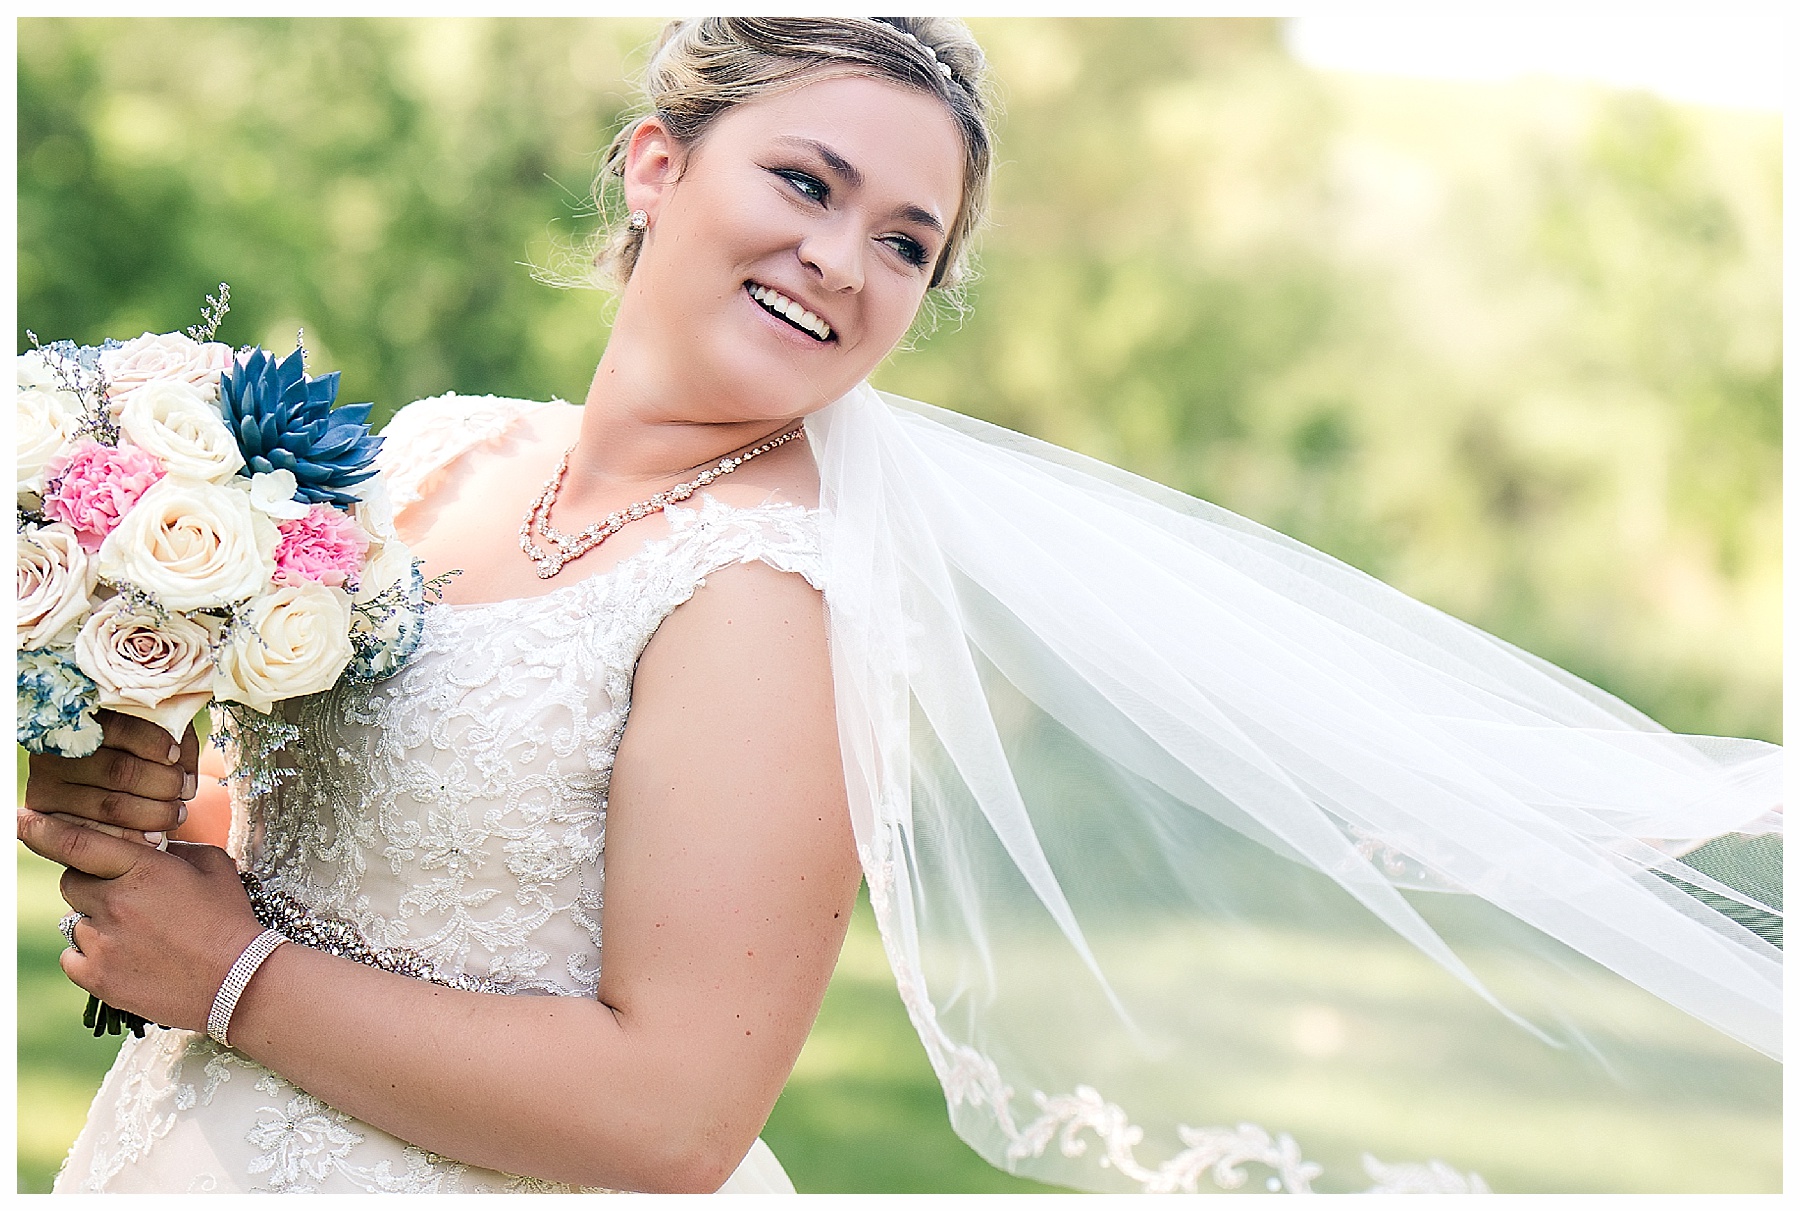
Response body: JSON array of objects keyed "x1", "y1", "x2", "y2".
[
  {"x1": 597, "y1": 72, "x2": 966, "y2": 430},
  {"x1": 17, "y1": 15, "x2": 1781, "y2": 1197},
  {"x1": 22, "y1": 17, "x2": 996, "y2": 1195}
]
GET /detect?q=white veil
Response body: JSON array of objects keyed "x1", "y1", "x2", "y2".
[{"x1": 806, "y1": 383, "x2": 1781, "y2": 1194}]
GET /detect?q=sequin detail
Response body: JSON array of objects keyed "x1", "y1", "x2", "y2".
[{"x1": 240, "y1": 870, "x2": 508, "y2": 995}]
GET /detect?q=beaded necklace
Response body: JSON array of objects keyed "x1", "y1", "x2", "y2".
[{"x1": 519, "y1": 424, "x2": 807, "y2": 579}]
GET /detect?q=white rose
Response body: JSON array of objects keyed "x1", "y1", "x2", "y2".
[
  {"x1": 100, "y1": 331, "x2": 233, "y2": 406},
  {"x1": 213, "y1": 581, "x2": 353, "y2": 713},
  {"x1": 96, "y1": 476, "x2": 279, "y2": 611},
  {"x1": 117, "y1": 378, "x2": 245, "y2": 483},
  {"x1": 18, "y1": 383, "x2": 83, "y2": 495},
  {"x1": 73, "y1": 596, "x2": 220, "y2": 742},
  {"x1": 17, "y1": 523, "x2": 99, "y2": 650},
  {"x1": 352, "y1": 534, "x2": 415, "y2": 602},
  {"x1": 18, "y1": 349, "x2": 69, "y2": 392},
  {"x1": 350, "y1": 475, "x2": 399, "y2": 543}
]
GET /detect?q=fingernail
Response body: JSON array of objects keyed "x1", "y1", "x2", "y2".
[
  {"x1": 178, "y1": 804, "x2": 189, "y2": 825},
  {"x1": 143, "y1": 831, "x2": 166, "y2": 847},
  {"x1": 182, "y1": 772, "x2": 198, "y2": 801},
  {"x1": 168, "y1": 743, "x2": 183, "y2": 764}
]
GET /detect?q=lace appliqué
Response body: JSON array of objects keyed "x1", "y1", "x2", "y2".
[
  {"x1": 62, "y1": 395, "x2": 825, "y2": 1193},
  {"x1": 64, "y1": 1029, "x2": 193, "y2": 1191},
  {"x1": 858, "y1": 837, "x2": 1488, "y2": 1195},
  {"x1": 376, "y1": 393, "x2": 558, "y2": 513}
]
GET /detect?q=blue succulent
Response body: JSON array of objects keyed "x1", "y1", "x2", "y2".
[{"x1": 219, "y1": 346, "x2": 383, "y2": 506}]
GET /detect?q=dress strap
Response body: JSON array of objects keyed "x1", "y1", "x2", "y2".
[
  {"x1": 660, "y1": 493, "x2": 826, "y2": 593},
  {"x1": 376, "y1": 393, "x2": 560, "y2": 515}
]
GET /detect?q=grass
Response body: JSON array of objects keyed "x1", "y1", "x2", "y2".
[{"x1": 16, "y1": 734, "x2": 1776, "y2": 1193}]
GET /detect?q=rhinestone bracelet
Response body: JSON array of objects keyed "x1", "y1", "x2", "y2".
[{"x1": 207, "y1": 929, "x2": 288, "y2": 1047}]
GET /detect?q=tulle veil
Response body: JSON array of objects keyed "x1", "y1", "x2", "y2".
[{"x1": 804, "y1": 382, "x2": 1780, "y2": 1193}]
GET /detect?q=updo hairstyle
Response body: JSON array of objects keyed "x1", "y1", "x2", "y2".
[{"x1": 589, "y1": 17, "x2": 995, "y2": 293}]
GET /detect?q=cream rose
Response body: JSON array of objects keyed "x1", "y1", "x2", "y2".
[
  {"x1": 213, "y1": 581, "x2": 353, "y2": 713},
  {"x1": 350, "y1": 475, "x2": 399, "y2": 543},
  {"x1": 118, "y1": 378, "x2": 246, "y2": 483},
  {"x1": 17, "y1": 523, "x2": 99, "y2": 650},
  {"x1": 96, "y1": 476, "x2": 279, "y2": 611},
  {"x1": 347, "y1": 478, "x2": 412, "y2": 602},
  {"x1": 100, "y1": 331, "x2": 233, "y2": 407},
  {"x1": 18, "y1": 350, "x2": 61, "y2": 392},
  {"x1": 351, "y1": 533, "x2": 415, "y2": 603},
  {"x1": 74, "y1": 596, "x2": 219, "y2": 741},
  {"x1": 18, "y1": 381, "x2": 83, "y2": 495}
]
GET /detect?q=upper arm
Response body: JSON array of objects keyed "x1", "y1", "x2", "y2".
[{"x1": 597, "y1": 557, "x2": 857, "y2": 1152}]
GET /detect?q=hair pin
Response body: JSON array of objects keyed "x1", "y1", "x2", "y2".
[{"x1": 871, "y1": 18, "x2": 956, "y2": 84}]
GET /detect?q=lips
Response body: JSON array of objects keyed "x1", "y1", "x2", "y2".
[{"x1": 746, "y1": 282, "x2": 834, "y2": 342}]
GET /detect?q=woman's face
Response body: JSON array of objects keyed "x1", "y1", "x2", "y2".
[{"x1": 620, "y1": 73, "x2": 965, "y2": 422}]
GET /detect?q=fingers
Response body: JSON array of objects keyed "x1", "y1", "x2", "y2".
[
  {"x1": 163, "y1": 840, "x2": 238, "y2": 874},
  {"x1": 49, "y1": 814, "x2": 167, "y2": 853},
  {"x1": 27, "y1": 781, "x2": 185, "y2": 836},
  {"x1": 58, "y1": 941, "x2": 96, "y2": 995},
  {"x1": 18, "y1": 808, "x2": 162, "y2": 881},
  {"x1": 30, "y1": 741, "x2": 187, "y2": 804},
  {"x1": 59, "y1": 866, "x2": 112, "y2": 918},
  {"x1": 102, "y1": 710, "x2": 187, "y2": 766},
  {"x1": 179, "y1": 722, "x2": 202, "y2": 781}
]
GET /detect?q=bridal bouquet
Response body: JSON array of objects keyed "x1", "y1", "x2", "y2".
[{"x1": 17, "y1": 289, "x2": 434, "y2": 761}]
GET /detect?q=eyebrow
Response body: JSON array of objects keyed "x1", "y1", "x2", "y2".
[{"x1": 774, "y1": 136, "x2": 947, "y2": 237}]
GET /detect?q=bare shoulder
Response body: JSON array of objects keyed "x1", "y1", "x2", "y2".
[
  {"x1": 637, "y1": 555, "x2": 828, "y2": 693},
  {"x1": 618, "y1": 554, "x2": 837, "y2": 837}
]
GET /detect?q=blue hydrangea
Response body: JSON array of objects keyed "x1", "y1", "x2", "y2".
[{"x1": 17, "y1": 648, "x2": 105, "y2": 756}]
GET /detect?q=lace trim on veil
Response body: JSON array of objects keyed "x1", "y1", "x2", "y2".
[{"x1": 857, "y1": 830, "x2": 1489, "y2": 1195}]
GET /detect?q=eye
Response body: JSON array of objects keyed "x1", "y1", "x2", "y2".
[
  {"x1": 773, "y1": 168, "x2": 828, "y2": 204},
  {"x1": 882, "y1": 234, "x2": 931, "y2": 269}
]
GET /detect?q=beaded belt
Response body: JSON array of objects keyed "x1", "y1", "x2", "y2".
[{"x1": 239, "y1": 870, "x2": 505, "y2": 995}]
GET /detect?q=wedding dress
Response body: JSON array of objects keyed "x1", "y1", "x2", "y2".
[
  {"x1": 54, "y1": 394, "x2": 808, "y2": 1193},
  {"x1": 54, "y1": 385, "x2": 1781, "y2": 1194}
]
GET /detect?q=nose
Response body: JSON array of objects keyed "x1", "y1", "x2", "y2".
[{"x1": 798, "y1": 219, "x2": 865, "y2": 293}]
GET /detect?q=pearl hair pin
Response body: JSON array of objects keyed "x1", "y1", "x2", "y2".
[{"x1": 870, "y1": 18, "x2": 956, "y2": 84}]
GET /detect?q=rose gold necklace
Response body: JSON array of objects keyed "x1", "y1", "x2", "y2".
[{"x1": 519, "y1": 424, "x2": 807, "y2": 579}]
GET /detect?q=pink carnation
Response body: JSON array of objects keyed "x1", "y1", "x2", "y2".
[
  {"x1": 41, "y1": 440, "x2": 166, "y2": 551},
  {"x1": 273, "y1": 505, "x2": 371, "y2": 588}
]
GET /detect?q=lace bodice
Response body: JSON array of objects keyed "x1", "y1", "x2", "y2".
[{"x1": 57, "y1": 394, "x2": 821, "y2": 1193}]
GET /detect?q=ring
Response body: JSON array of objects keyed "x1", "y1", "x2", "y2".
[{"x1": 58, "y1": 911, "x2": 84, "y2": 953}]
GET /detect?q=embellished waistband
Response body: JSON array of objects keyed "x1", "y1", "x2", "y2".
[{"x1": 240, "y1": 870, "x2": 506, "y2": 996}]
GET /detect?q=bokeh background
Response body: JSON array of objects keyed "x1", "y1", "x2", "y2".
[{"x1": 16, "y1": 16, "x2": 1781, "y2": 1193}]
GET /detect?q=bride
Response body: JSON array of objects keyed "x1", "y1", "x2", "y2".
[{"x1": 19, "y1": 17, "x2": 1780, "y2": 1195}]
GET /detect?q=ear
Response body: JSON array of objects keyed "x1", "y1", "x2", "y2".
[{"x1": 622, "y1": 116, "x2": 684, "y2": 222}]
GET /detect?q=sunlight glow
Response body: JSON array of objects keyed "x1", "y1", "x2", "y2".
[{"x1": 1287, "y1": 4, "x2": 1786, "y2": 111}]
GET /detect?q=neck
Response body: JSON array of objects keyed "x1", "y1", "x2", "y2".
[{"x1": 569, "y1": 307, "x2": 796, "y2": 493}]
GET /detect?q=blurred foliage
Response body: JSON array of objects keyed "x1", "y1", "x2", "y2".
[{"x1": 16, "y1": 15, "x2": 1781, "y2": 1194}]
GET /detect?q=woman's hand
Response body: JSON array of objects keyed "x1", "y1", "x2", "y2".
[
  {"x1": 16, "y1": 812, "x2": 263, "y2": 1033},
  {"x1": 22, "y1": 710, "x2": 198, "y2": 846}
]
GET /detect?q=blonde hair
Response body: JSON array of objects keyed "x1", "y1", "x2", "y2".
[{"x1": 585, "y1": 17, "x2": 995, "y2": 295}]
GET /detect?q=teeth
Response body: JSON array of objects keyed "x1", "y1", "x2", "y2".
[{"x1": 749, "y1": 284, "x2": 832, "y2": 341}]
